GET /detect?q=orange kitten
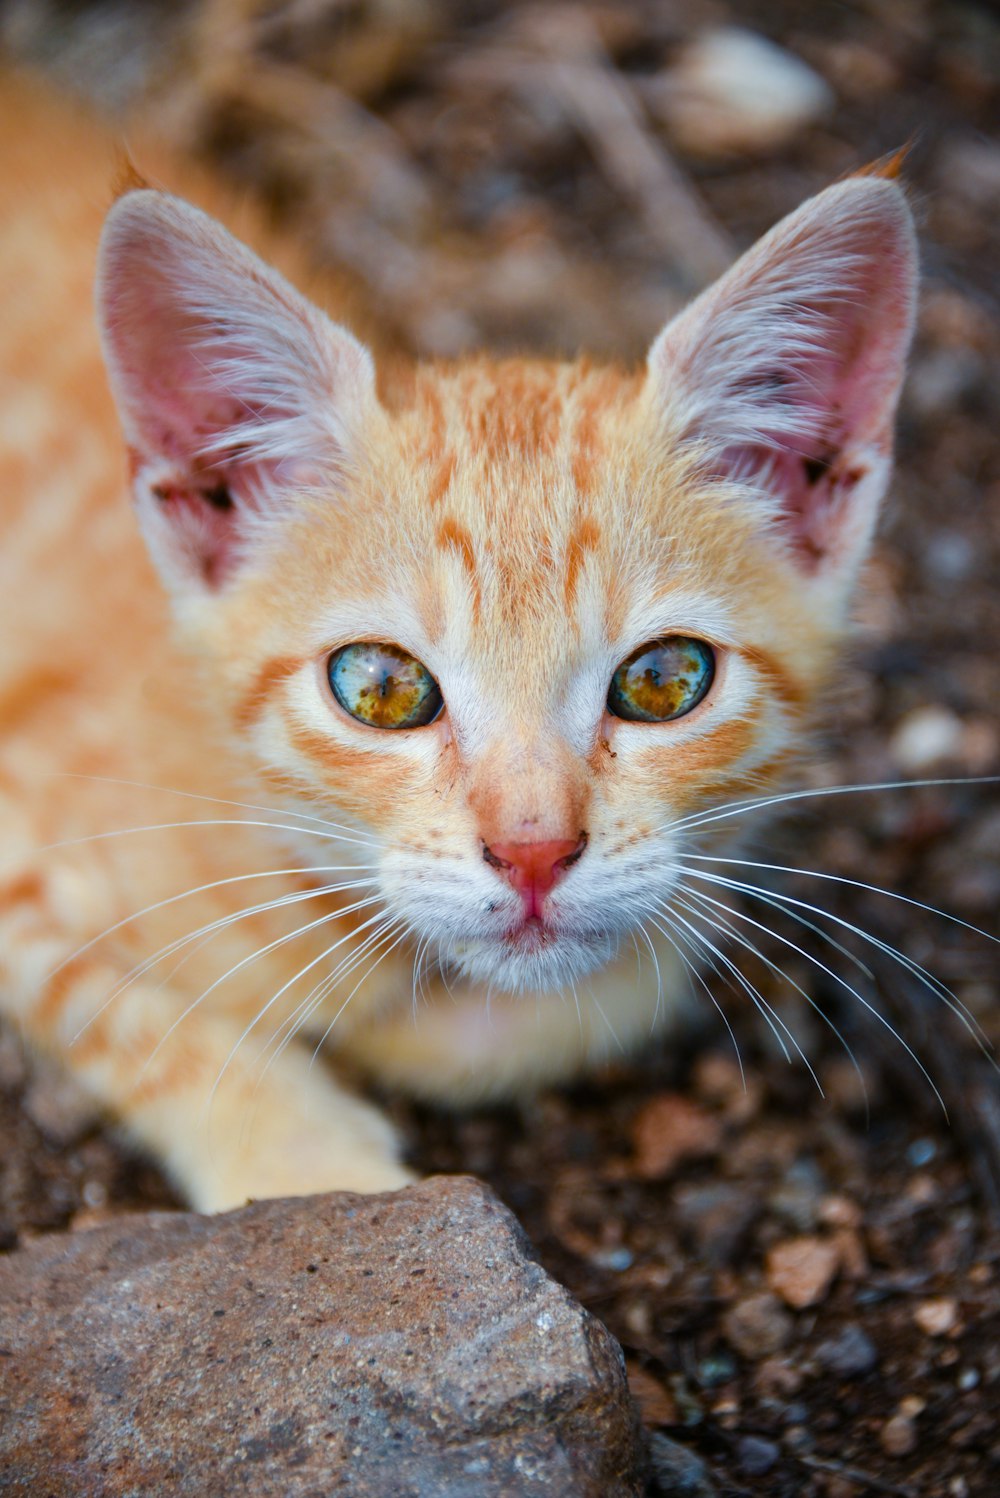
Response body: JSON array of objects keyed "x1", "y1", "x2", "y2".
[{"x1": 0, "y1": 76, "x2": 916, "y2": 1210}]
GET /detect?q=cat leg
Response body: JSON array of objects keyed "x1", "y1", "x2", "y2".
[
  {"x1": 23, "y1": 958, "x2": 412, "y2": 1210},
  {"x1": 1, "y1": 912, "x2": 413, "y2": 1211}
]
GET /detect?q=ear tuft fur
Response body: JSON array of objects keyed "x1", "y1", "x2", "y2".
[
  {"x1": 111, "y1": 153, "x2": 152, "y2": 202},
  {"x1": 850, "y1": 141, "x2": 914, "y2": 182}
]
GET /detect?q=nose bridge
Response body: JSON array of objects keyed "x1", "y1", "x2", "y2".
[{"x1": 468, "y1": 733, "x2": 589, "y2": 847}]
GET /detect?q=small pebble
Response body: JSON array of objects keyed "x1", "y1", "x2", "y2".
[
  {"x1": 81, "y1": 1180, "x2": 108, "y2": 1210},
  {"x1": 880, "y1": 1412, "x2": 917, "y2": 1457},
  {"x1": 692, "y1": 1052, "x2": 743, "y2": 1103},
  {"x1": 783, "y1": 1402, "x2": 809, "y2": 1426},
  {"x1": 914, "y1": 1297, "x2": 958, "y2": 1337},
  {"x1": 817, "y1": 1194, "x2": 861, "y2": 1231},
  {"x1": 22, "y1": 1071, "x2": 101, "y2": 1148},
  {"x1": 907, "y1": 1138, "x2": 937, "y2": 1168},
  {"x1": 698, "y1": 1352, "x2": 736, "y2": 1388},
  {"x1": 752, "y1": 1357, "x2": 802, "y2": 1400},
  {"x1": 592, "y1": 1246, "x2": 634, "y2": 1272},
  {"x1": 815, "y1": 1324, "x2": 878, "y2": 1379},
  {"x1": 957, "y1": 1367, "x2": 979, "y2": 1391},
  {"x1": 627, "y1": 1363, "x2": 677, "y2": 1427},
  {"x1": 654, "y1": 27, "x2": 833, "y2": 157},
  {"x1": 722, "y1": 1293, "x2": 793, "y2": 1359},
  {"x1": 766, "y1": 1236, "x2": 840, "y2": 1310},
  {"x1": 646, "y1": 1433, "x2": 719, "y2": 1497},
  {"x1": 889, "y1": 705, "x2": 964, "y2": 772},
  {"x1": 737, "y1": 1435, "x2": 779, "y2": 1476},
  {"x1": 630, "y1": 1093, "x2": 722, "y2": 1178},
  {"x1": 783, "y1": 1423, "x2": 813, "y2": 1453},
  {"x1": 832, "y1": 1228, "x2": 867, "y2": 1280}
]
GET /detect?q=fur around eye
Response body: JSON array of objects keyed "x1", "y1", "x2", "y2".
[
  {"x1": 608, "y1": 637, "x2": 715, "y2": 723},
  {"x1": 328, "y1": 642, "x2": 443, "y2": 729}
]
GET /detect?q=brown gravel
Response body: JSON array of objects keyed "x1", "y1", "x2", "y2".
[{"x1": 1, "y1": 2, "x2": 999, "y2": 1495}]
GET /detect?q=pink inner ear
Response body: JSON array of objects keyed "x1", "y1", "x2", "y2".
[
  {"x1": 719, "y1": 443, "x2": 866, "y2": 570},
  {"x1": 716, "y1": 307, "x2": 907, "y2": 568},
  {"x1": 144, "y1": 472, "x2": 242, "y2": 588},
  {"x1": 99, "y1": 189, "x2": 377, "y2": 594},
  {"x1": 650, "y1": 177, "x2": 918, "y2": 575},
  {"x1": 716, "y1": 344, "x2": 876, "y2": 568}
]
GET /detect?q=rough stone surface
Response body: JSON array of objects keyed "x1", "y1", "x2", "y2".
[{"x1": 0, "y1": 1176, "x2": 642, "y2": 1496}]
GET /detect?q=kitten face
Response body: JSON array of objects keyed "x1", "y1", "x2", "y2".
[
  {"x1": 210, "y1": 362, "x2": 814, "y2": 994},
  {"x1": 97, "y1": 174, "x2": 917, "y2": 998}
]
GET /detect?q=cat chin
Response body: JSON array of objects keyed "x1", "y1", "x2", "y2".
[{"x1": 445, "y1": 928, "x2": 618, "y2": 994}]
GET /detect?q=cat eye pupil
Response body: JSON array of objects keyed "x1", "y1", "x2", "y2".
[
  {"x1": 328, "y1": 642, "x2": 442, "y2": 730},
  {"x1": 607, "y1": 636, "x2": 715, "y2": 723}
]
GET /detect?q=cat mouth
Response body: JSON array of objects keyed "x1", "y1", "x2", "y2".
[
  {"x1": 444, "y1": 915, "x2": 616, "y2": 992},
  {"x1": 502, "y1": 916, "x2": 557, "y2": 952}
]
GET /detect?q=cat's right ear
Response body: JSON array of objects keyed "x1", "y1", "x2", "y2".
[
  {"x1": 97, "y1": 190, "x2": 377, "y2": 594},
  {"x1": 645, "y1": 175, "x2": 917, "y2": 603}
]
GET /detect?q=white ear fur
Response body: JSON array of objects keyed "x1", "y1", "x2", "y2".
[
  {"x1": 647, "y1": 175, "x2": 918, "y2": 589},
  {"x1": 97, "y1": 190, "x2": 376, "y2": 592}
]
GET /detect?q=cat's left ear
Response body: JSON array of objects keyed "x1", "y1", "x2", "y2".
[
  {"x1": 647, "y1": 175, "x2": 917, "y2": 592},
  {"x1": 97, "y1": 190, "x2": 377, "y2": 593}
]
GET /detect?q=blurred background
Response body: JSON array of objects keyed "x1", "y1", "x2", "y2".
[{"x1": 1, "y1": 3, "x2": 998, "y2": 1494}]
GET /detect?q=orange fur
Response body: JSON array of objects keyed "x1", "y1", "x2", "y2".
[{"x1": 0, "y1": 71, "x2": 917, "y2": 1209}]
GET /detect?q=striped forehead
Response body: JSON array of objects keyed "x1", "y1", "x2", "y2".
[{"x1": 389, "y1": 358, "x2": 647, "y2": 612}]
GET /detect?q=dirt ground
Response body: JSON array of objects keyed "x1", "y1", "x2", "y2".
[{"x1": 1, "y1": 2, "x2": 998, "y2": 1494}]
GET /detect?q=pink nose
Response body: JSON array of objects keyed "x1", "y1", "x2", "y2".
[{"x1": 483, "y1": 836, "x2": 587, "y2": 920}]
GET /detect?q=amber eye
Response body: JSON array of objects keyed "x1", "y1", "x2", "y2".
[
  {"x1": 327, "y1": 642, "x2": 443, "y2": 729},
  {"x1": 608, "y1": 637, "x2": 715, "y2": 722}
]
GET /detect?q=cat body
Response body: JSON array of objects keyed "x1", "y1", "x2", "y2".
[{"x1": 0, "y1": 75, "x2": 916, "y2": 1209}]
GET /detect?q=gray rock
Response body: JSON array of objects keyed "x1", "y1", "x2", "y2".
[
  {"x1": 722, "y1": 1292, "x2": 793, "y2": 1360},
  {"x1": 647, "y1": 1433, "x2": 719, "y2": 1496},
  {"x1": 737, "y1": 1434, "x2": 779, "y2": 1475},
  {"x1": 815, "y1": 1323, "x2": 878, "y2": 1379},
  {"x1": 0, "y1": 1176, "x2": 642, "y2": 1496}
]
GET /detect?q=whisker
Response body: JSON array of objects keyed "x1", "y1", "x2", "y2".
[
  {"x1": 586, "y1": 984, "x2": 623, "y2": 1053},
  {"x1": 632, "y1": 923, "x2": 664, "y2": 1036},
  {"x1": 266, "y1": 906, "x2": 414, "y2": 1062},
  {"x1": 71, "y1": 875, "x2": 378, "y2": 1041},
  {"x1": 679, "y1": 868, "x2": 954, "y2": 1111},
  {"x1": 230, "y1": 910, "x2": 401, "y2": 1156},
  {"x1": 683, "y1": 866, "x2": 995, "y2": 1062},
  {"x1": 139, "y1": 893, "x2": 383, "y2": 1081},
  {"x1": 51, "y1": 863, "x2": 378, "y2": 988},
  {"x1": 661, "y1": 899, "x2": 821, "y2": 1087},
  {"x1": 248, "y1": 909, "x2": 397, "y2": 1067},
  {"x1": 39, "y1": 816, "x2": 373, "y2": 857},
  {"x1": 676, "y1": 886, "x2": 868, "y2": 1116},
  {"x1": 683, "y1": 874, "x2": 876, "y2": 984},
  {"x1": 667, "y1": 774, "x2": 1000, "y2": 837},
  {"x1": 678, "y1": 852, "x2": 1000, "y2": 948},
  {"x1": 206, "y1": 906, "x2": 394, "y2": 1112},
  {"x1": 56, "y1": 772, "x2": 377, "y2": 842},
  {"x1": 410, "y1": 934, "x2": 435, "y2": 1017},
  {"x1": 308, "y1": 921, "x2": 412, "y2": 1064},
  {"x1": 642, "y1": 906, "x2": 747, "y2": 1089},
  {"x1": 568, "y1": 974, "x2": 584, "y2": 1041},
  {"x1": 290, "y1": 915, "x2": 401, "y2": 1041}
]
